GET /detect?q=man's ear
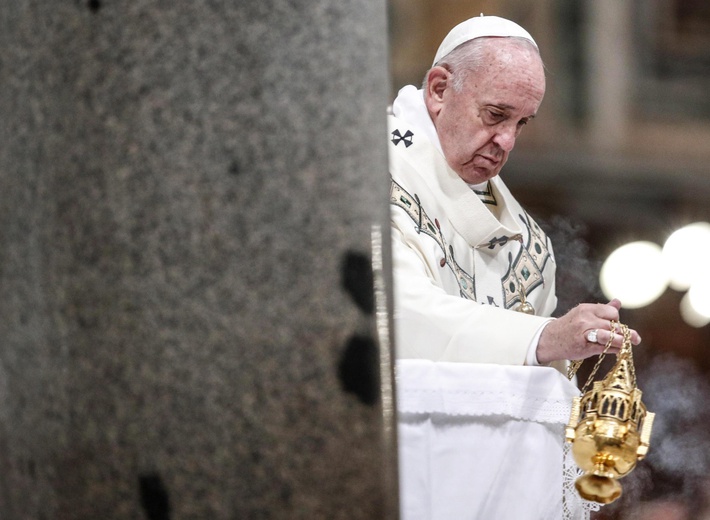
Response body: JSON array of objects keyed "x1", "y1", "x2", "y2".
[{"x1": 424, "y1": 66, "x2": 451, "y2": 118}]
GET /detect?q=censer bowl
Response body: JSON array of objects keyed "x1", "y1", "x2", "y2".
[{"x1": 570, "y1": 417, "x2": 642, "y2": 503}]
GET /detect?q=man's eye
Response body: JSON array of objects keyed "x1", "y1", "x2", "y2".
[
  {"x1": 486, "y1": 110, "x2": 505, "y2": 122},
  {"x1": 518, "y1": 119, "x2": 528, "y2": 127}
]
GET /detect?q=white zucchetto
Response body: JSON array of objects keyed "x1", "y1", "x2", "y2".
[{"x1": 432, "y1": 15, "x2": 538, "y2": 66}]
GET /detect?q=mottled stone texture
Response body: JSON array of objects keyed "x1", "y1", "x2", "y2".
[{"x1": 0, "y1": 2, "x2": 394, "y2": 519}]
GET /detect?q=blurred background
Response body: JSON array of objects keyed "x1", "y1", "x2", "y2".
[{"x1": 389, "y1": 1, "x2": 710, "y2": 519}]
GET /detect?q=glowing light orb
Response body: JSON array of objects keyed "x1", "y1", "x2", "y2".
[
  {"x1": 680, "y1": 291, "x2": 710, "y2": 328},
  {"x1": 600, "y1": 241, "x2": 668, "y2": 309},
  {"x1": 687, "y1": 276, "x2": 710, "y2": 318},
  {"x1": 662, "y1": 222, "x2": 710, "y2": 291}
]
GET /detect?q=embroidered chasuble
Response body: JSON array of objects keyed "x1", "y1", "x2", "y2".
[{"x1": 388, "y1": 110, "x2": 597, "y2": 519}]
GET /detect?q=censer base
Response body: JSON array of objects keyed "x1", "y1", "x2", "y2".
[{"x1": 575, "y1": 474, "x2": 622, "y2": 504}]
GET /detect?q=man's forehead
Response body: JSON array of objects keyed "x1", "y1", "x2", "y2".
[
  {"x1": 471, "y1": 44, "x2": 546, "y2": 95},
  {"x1": 470, "y1": 73, "x2": 545, "y2": 116}
]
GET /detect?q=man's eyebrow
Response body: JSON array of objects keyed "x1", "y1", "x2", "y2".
[
  {"x1": 488, "y1": 103, "x2": 537, "y2": 117},
  {"x1": 489, "y1": 103, "x2": 516, "y2": 111}
]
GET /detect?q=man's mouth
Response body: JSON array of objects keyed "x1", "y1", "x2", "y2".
[
  {"x1": 467, "y1": 154, "x2": 499, "y2": 168},
  {"x1": 478, "y1": 155, "x2": 499, "y2": 166}
]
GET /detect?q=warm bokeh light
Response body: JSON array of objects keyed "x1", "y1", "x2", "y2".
[
  {"x1": 680, "y1": 291, "x2": 710, "y2": 328},
  {"x1": 687, "y1": 278, "x2": 710, "y2": 319},
  {"x1": 661, "y1": 222, "x2": 710, "y2": 291},
  {"x1": 600, "y1": 241, "x2": 669, "y2": 309},
  {"x1": 599, "y1": 224, "x2": 710, "y2": 321}
]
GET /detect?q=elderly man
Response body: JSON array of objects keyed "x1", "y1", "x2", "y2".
[{"x1": 389, "y1": 15, "x2": 640, "y2": 520}]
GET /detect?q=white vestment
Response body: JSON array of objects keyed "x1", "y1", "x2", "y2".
[{"x1": 389, "y1": 88, "x2": 597, "y2": 519}]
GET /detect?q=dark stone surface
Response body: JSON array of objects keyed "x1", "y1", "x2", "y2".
[{"x1": 0, "y1": 2, "x2": 394, "y2": 518}]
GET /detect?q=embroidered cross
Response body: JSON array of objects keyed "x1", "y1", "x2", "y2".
[
  {"x1": 486, "y1": 236, "x2": 511, "y2": 249},
  {"x1": 486, "y1": 234, "x2": 523, "y2": 250},
  {"x1": 391, "y1": 129, "x2": 414, "y2": 148}
]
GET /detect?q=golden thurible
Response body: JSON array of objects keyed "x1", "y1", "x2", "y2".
[{"x1": 566, "y1": 322, "x2": 655, "y2": 504}]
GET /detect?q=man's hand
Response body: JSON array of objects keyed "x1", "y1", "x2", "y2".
[{"x1": 536, "y1": 299, "x2": 642, "y2": 364}]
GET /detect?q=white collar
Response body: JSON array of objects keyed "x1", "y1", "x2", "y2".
[{"x1": 392, "y1": 85, "x2": 443, "y2": 154}]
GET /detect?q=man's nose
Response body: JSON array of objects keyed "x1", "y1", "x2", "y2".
[{"x1": 492, "y1": 125, "x2": 517, "y2": 152}]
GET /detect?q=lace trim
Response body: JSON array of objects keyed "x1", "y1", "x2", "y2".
[
  {"x1": 396, "y1": 361, "x2": 582, "y2": 424},
  {"x1": 562, "y1": 442, "x2": 601, "y2": 520}
]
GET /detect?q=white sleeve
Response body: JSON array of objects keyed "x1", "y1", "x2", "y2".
[{"x1": 524, "y1": 319, "x2": 555, "y2": 366}]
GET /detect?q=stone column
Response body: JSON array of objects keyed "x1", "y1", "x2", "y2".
[
  {"x1": 0, "y1": 2, "x2": 396, "y2": 519},
  {"x1": 585, "y1": 0, "x2": 633, "y2": 150}
]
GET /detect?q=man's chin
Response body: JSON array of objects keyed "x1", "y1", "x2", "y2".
[{"x1": 457, "y1": 165, "x2": 499, "y2": 185}]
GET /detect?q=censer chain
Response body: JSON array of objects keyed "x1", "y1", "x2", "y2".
[{"x1": 568, "y1": 320, "x2": 628, "y2": 394}]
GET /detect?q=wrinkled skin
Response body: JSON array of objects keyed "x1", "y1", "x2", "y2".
[
  {"x1": 426, "y1": 38, "x2": 545, "y2": 185},
  {"x1": 537, "y1": 299, "x2": 641, "y2": 364}
]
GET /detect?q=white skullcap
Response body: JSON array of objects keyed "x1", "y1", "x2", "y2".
[{"x1": 432, "y1": 14, "x2": 538, "y2": 66}]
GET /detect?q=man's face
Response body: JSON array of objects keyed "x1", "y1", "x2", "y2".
[{"x1": 426, "y1": 39, "x2": 546, "y2": 185}]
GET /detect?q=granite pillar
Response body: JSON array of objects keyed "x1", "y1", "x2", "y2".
[{"x1": 0, "y1": 1, "x2": 395, "y2": 518}]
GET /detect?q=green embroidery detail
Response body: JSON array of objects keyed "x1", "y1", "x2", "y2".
[{"x1": 501, "y1": 212, "x2": 554, "y2": 310}]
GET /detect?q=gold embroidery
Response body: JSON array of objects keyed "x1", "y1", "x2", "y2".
[
  {"x1": 391, "y1": 179, "x2": 553, "y2": 309},
  {"x1": 501, "y1": 213, "x2": 553, "y2": 310},
  {"x1": 390, "y1": 179, "x2": 476, "y2": 301}
]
